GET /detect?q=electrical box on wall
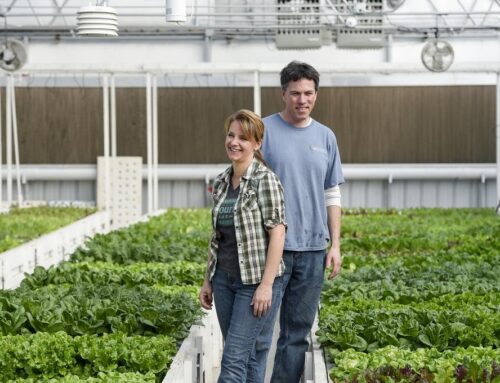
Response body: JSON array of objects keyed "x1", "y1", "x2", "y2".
[
  {"x1": 275, "y1": 28, "x2": 332, "y2": 49},
  {"x1": 336, "y1": 28, "x2": 385, "y2": 48},
  {"x1": 275, "y1": 0, "x2": 385, "y2": 49},
  {"x1": 334, "y1": 0, "x2": 385, "y2": 48},
  {"x1": 275, "y1": 0, "x2": 332, "y2": 49}
]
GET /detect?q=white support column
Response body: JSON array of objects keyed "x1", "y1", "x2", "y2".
[
  {"x1": 0, "y1": 79, "x2": 3, "y2": 208},
  {"x1": 103, "y1": 74, "x2": 111, "y2": 212},
  {"x1": 496, "y1": 72, "x2": 500, "y2": 215},
  {"x1": 110, "y1": 74, "x2": 117, "y2": 158},
  {"x1": 146, "y1": 73, "x2": 153, "y2": 214},
  {"x1": 6, "y1": 76, "x2": 12, "y2": 207},
  {"x1": 152, "y1": 74, "x2": 159, "y2": 211},
  {"x1": 253, "y1": 71, "x2": 261, "y2": 116},
  {"x1": 10, "y1": 78, "x2": 23, "y2": 205}
]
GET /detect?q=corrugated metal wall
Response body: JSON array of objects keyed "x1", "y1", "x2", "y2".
[
  {"x1": 4, "y1": 178, "x2": 496, "y2": 210},
  {"x1": 4, "y1": 85, "x2": 495, "y2": 164}
]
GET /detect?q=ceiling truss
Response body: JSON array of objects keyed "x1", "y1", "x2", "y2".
[{"x1": 1, "y1": 0, "x2": 500, "y2": 39}]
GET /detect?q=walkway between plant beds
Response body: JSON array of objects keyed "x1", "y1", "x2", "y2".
[
  {"x1": 167, "y1": 308, "x2": 326, "y2": 383},
  {"x1": 264, "y1": 317, "x2": 279, "y2": 383},
  {"x1": 264, "y1": 311, "x2": 328, "y2": 383}
]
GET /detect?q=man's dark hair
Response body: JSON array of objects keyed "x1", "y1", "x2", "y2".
[{"x1": 280, "y1": 61, "x2": 320, "y2": 92}]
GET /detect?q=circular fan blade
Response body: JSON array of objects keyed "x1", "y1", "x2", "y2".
[
  {"x1": 421, "y1": 39, "x2": 454, "y2": 72},
  {"x1": 386, "y1": 0, "x2": 406, "y2": 10},
  {"x1": 0, "y1": 39, "x2": 27, "y2": 72}
]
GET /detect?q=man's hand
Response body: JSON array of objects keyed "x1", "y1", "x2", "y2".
[
  {"x1": 326, "y1": 205, "x2": 342, "y2": 280},
  {"x1": 199, "y1": 279, "x2": 213, "y2": 310},
  {"x1": 325, "y1": 246, "x2": 341, "y2": 279}
]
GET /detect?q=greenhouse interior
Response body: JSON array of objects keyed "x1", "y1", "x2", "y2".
[{"x1": 0, "y1": 1, "x2": 499, "y2": 382}]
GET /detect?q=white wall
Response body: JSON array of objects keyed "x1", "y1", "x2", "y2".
[{"x1": 24, "y1": 35, "x2": 500, "y2": 67}]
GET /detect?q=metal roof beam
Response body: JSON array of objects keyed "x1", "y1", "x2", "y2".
[{"x1": 48, "y1": 0, "x2": 69, "y2": 26}]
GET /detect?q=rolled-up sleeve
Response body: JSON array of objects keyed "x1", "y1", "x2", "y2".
[{"x1": 258, "y1": 172, "x2": 287, "y2": 231}]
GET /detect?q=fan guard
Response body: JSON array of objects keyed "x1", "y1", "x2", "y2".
[
  {"x1": 421, "y1": 39, "x2": 454, "y2": 72},
  {"x1": 386, "y1": 0, "x2": 405, "y2": 10},
  {"x1": 0, "y1": 39, "x2": 27, "y2": 72}
]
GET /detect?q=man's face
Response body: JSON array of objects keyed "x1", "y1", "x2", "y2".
[{"x1": 281, "y1": 78, "x2": 317, "y2": 126}]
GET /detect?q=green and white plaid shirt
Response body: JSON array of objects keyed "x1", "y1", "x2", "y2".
[{"x1": 207, "y1": 158, "x2": 286, "y2": 285}]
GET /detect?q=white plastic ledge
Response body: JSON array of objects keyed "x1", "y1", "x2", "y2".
[
  {"x1": 0, "y1": 211, "x2": 111, "y2": 290},
  {"x1": 304, "y1": 314, "x2": 331, "y2": 383},
  {"x1": 163, "y1": 308, "x2": 223, "y2": 383}
]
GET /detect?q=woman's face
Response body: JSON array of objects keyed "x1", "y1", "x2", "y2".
[{"x1": 225, "y1": 120, "x2": 261, "y2": 165}]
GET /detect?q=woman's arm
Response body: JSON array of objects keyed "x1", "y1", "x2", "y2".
[
  {"x1": 252, "y1": 224, "x2": 285, "y2": 317},
  {"x1": 251, "y1": 223, "x2": 285, "y2": 316},
  {"x1": 251, "y1": 171, "x2": 287, "y2": 317},
  {"x1": 199, "y1": 251, "x2": 214, "y2": 310}
]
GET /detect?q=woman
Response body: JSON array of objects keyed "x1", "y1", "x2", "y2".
[{"x1": 199, "y1": 109, "x2": 286, "y2": 383}]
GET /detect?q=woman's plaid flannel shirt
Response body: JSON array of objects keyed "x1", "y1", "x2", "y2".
[{"x1": 207, "y1": 158, "x2": 286, "y2": 285}]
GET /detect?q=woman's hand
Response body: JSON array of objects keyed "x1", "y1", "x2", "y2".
[
  {"x1": 251, "y1": 282, "x2": 273, "y2": 317},
  {"x1": 199, "y1": 279, "x2": 213, "y2": 310}
]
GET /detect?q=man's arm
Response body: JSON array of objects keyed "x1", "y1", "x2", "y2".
[{"x1": 325, "y1": 187, "x2": 342, "y2": 279}]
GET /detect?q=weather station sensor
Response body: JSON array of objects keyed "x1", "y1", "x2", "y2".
[
  {"x1": 166, "y1": 0, "x2": 187, "y2": 23},
  {"x1": 76, "y1": 4, "x2": 118, "y2": 37}
]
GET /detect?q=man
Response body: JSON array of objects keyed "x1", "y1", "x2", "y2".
[{"x1": 259, "y1": 61, "x2": 344, "y2": 382}]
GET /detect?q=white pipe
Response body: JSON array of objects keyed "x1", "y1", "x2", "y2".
[
  {"x1": 10, "y1": 79, "x2": 23, "y2": 205},
  {"x1": 8, "y1": 5, "x2": 500, "y2": 13},
  {"x1": 20, "y1": 62, "x2": 500, "y2": 75},
  {"x1": 385, "y1": 34, "x2": 393, "y2": 63},
  {"x1": 345, "y1": 164, "x2": 498, "y2": 180},
  {"x1": 496, "y1": 72, "x2": 500, "y2": 214},
  {"x1": 14, "y1": 9, "x2": 500, "y2": 16},
  {"x1": 0, "y1": 166, "x2": 97, "y2": 180},
  {"x1": 253, "y1": 71, "x2": 261, "y2": 116},
  {"x1": 3, "y1": 164, "x2": 495, "y2": 181},
  {"x1": 0, "y1": 82, "x2": 2, "y2": 208},
  {"x1": 6, "y1": 76, "x2": 12, "y2": 206},
  {"x1": 110, "y1": 74, "x2": 117, "y2": 158},
  {"x1": 146, "y1": 73, "x2": 153, "y2": 214},
  {"x1": 152, "y1": 75, "x2": 159, "y2": 211},
  {"x1": 103, "y1": 75, "x2": 111, "y2": 212}
]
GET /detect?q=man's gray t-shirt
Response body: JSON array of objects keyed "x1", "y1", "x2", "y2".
[{"x1": 262, "y1": 113, "x2": 344, "y2": 251}]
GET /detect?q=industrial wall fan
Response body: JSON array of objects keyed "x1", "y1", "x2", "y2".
[
  {"x1": 0, "y1": 38, "x2": 27, "y2": 71},
  {"x1": 0, "y1": 12, "x2": 27, "y2": 72},
  {"x1": 385, "y1": 0, "x2": 405, "y2": 10},
  {"x1": 421, "y1": 39, "x2": 454, "y2": 72}
]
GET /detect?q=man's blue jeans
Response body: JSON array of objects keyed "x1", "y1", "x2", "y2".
[
  {"x1": 255, "y1": 250, "x2": 327, "y2": 383},
  {"x1": 212, "y1": 268, "x2": 283, "y2": 383}
]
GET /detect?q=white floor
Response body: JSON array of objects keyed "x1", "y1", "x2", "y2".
[{"x1": 264, "y1": 317, "x2": 280, "y2": 383}]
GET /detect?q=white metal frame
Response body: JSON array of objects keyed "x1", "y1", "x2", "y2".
[
  {"x1": 496, "y1": 72, "x2": 500, "y2": 213},
  {"x1": 1, "y1": 62, "x2": 500, "y2": 215},
  {"x1": 1, "y1": 75, "x2": 23, "y2": 210},
  {"x1": 5, "y1": 0, "x2": 500, "y2": 35}
]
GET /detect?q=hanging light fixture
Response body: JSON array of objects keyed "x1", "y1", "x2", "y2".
[
  {"x1": 76, "y1": 3, "x2": 118, "y2": 37},
  {"x1": 165, "y1": 0, "x2": 187, "y2": 23}
]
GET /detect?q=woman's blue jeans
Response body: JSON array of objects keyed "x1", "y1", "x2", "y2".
[{"x1": 212, "y1": 268, "x2": 283, "y2": 383}]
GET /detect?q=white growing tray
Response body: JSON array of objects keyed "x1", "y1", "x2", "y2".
[{"x1": 0, "y1": 211, "x2": 110, "y2": 290}]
